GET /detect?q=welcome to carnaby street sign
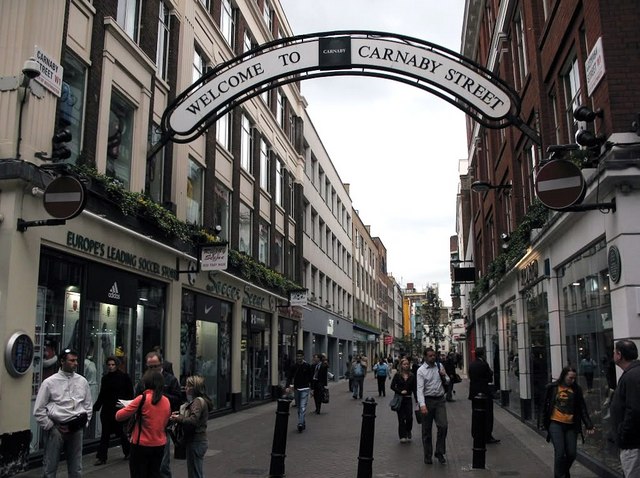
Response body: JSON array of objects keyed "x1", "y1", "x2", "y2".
[{"x1": 160, "y1": 31, "x2": 528, "y2": 146}]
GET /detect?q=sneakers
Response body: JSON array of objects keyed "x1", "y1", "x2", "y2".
[
  {"x1": 93, "y1": 459, "x2": 106, "y2": 466},
  {"x1": 487, "y1": 437, "x2": 501, "y2": 444},
  {"x1": 424, "y1": 457, "x2": 433, "y2": 464},
  {"x1": 400, "y1": 438, "x2": 407, "y2": 443},
  {"x1": 297, "y1": 424, "x2": 303, "y2": 433},
  {"x1": 435, "y1": 453, "x2": 447, "y2": 465}
]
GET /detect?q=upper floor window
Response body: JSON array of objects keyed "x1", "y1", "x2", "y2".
[
  {"x1": 214, "y1": 181, "x2": 230, "y2": 241},
  {"x1": 117, "y1": 0, "x2": 140, "y2": 41},
  {"x1": 146, "y1": 124, "x2": 164, "y2": 203},
  {"x1": 562, "y1": 57, "x2": 582, "y2": 142},
  {"x1": 106, "y1": 90, "x2": 134, "y2": 189},
  {"x1": 263, "y1": 0, "x2": 273, "y2": 33},
  {"x1": 276, "y1": 90, "x2": 285, "y2": 128},
  {"x1": 259, "y1": 221, "x2": 270, "y2": 264},
  {"x1": 56, "y1": 52, "x2": 87, "y2": 165},
  {"x1": 240, "y1": 114, "x2": 253, "y2": 173},
  {"x1": 220, "y1": 0, "x2": 235, "y2": 48},
  {"x1": 260, "y1": 138, "x2": 270, "y2": 191},
  {"x1": 216, "y1": 112, "x2": 231, "y2": 151},
  {"x1": 186, "y1": 158, "x2": 204, "y2": 224},
  {"x1": 239, "y1": 202, "x2": 252, "y2": 254},
  {"x1": 193, "y1": 48, "x2": 206, "y2": 84},
  {"x1": 514, "y1": 9, "x2": 528, "y2": 90},
  {"x1": 156, "y1": 1, "x2": 170, "y2": 80},
  {"x1": 199, "y1": 0, "x2": 211, "y2": 11},
  {"x1": 275, "y1": 159, "x2": 284, "y2": 207}
]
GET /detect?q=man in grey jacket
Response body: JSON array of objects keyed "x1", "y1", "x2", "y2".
[{"x1": 34, "y1": 348, "x2": 93, "y2": 478}]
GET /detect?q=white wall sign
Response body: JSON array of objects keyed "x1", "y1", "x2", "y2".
[
  {"x1": 200, "y1": 245, "x2": 228, "y2": 271},
  {"x1": 34, "y1": 46, "x2": 63, "y2": 97},
  {"x1": 585, "y1": 37, "x2": 606, "y2": 97}
]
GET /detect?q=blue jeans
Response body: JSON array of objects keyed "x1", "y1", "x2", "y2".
[
  {"x1": 352, "y1": 376, "x2": 364, "y2": 398},
  {"x1": 43, "y1": 427, "x2": 83, "y2": 478},
  {"x1": 187, "y1": 440, "x2": 208, "y2": 478},
  {"x1": 548, "y1": 421, "x2": 577, "y2": 478},
  {"x1": 160, "y1": 433, "x2": 172, "y2": 478},
  {"x1": 294, "y1": 388, "x2": 309, "y2": 426}
]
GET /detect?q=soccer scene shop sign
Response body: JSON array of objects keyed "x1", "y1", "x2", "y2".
[{"x1": 164, "y1": 32, "x2": 520, "y2": 142}]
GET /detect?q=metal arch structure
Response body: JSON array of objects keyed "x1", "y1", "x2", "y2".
[{"x1": 155, "y1": 31, "x2": 539, "y2": 155}]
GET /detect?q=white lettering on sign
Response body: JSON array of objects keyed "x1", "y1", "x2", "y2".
[
  {"x1": 34, "y1": 46, "x2": 63, "y2": 97},
  {"x1": 200, "y1": 245, "x2": 228, "y2": 271},
  {"x1": 585, "y1": 37, "x2": 605, "y2": 97}
]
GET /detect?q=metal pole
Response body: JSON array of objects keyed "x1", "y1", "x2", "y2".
[
  {"x1": 357, "y1": 397, "x2": 377, "y2": 478},
  {"x1": 268, "y1": 398, "x2": 291, "y2": 478},
  {"x1": 471, "y1": 392, "x2": 487, "y2": 469}
]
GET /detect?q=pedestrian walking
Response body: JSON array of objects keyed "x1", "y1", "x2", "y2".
[
  {"x1": 579, "y1": 353, "x2": 597, "y2": 393},
  {"x1": 116, "y1": 370, "x2": 171, "y2": 478},
  {"x1": 93, "y1": 356, "x2": 134, "y2": 465},
  {"x1": 610, "y1": 339, "x2": 640, "y2": 478},
  {"x1": 543, "y1": 365, "x2": 595, "y2": 478},
  {"x1": 468, "y1": 347, "x2": 500, "y2": 443},
  {"x1": 351, "y1": 355, "x2": 366, "y2": 399},
  {"x1": 169, "y1": 375, "x2": 213, "y2": 478},
  {"x1": 311, "y1": 353, "x2": 328, "y2": 414},
  {"x1": 390, "y1": 357, "x2": 416, "y2": 443},
  {"x1": 345, "y1": 354, "x2": 353, "y2": 392},
  {"x1": 135, "y1": 350, "x2": 183, "y2": 478},
  {"x1": 444, "y1": 352, "x2": 457, "y2": 401},
  {"x1": 286, "y1": 349, "x2": 313, "y2": 432},
  {"x1": 34, "y1": 348, "x2": 93, "y2": 478},
  {"x1": 416, "y1": 347, "x2": 450, "y2": 465},
  {"x1": 373, "y1": 357, "x2": 390, "y2": 397}
]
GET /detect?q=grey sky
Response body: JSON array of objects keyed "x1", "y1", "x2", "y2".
[{"x1": 280, "y1": 1, "x2": 468, "y2": 305}]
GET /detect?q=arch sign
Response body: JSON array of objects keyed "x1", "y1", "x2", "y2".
[{"x1": 161, "y1": 31, "x2": 532, "y2": 145}]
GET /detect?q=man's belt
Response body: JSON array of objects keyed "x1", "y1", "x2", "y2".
[{"x1": 424, "y1": 395, "x2": 444, "y2": 399}]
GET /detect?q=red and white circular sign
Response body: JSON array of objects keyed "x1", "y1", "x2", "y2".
[
  {"x1": 535, "y1": 160, "x2": 585, "y2": 209},
  {"x1": 43, "y1": 175, "x2": 87, "y2": 220}
]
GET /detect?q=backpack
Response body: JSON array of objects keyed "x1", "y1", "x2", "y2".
[
  {"x1": 353, "y1": 362, "x2": 364, "y2": 377},
  {"x1": 376, "y1": 364, "x2": 387, "y2": 377}
]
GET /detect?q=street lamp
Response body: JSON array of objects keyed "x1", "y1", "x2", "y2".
[{"x1": 470, "y1": 181, "x2": 512, "y2": 193}]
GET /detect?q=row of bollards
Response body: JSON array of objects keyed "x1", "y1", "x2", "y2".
[{"x1": 268, "y1": 392, "x2": 489, "y2": 476}]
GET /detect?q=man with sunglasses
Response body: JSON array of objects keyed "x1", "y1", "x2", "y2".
[{"x1": 34, "y1": 348, "x2": 93, "y2": 478}]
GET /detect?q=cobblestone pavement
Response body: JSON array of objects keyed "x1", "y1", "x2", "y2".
[{"x1": 18, "y1": 373, "x2": 599, "y2": 477}]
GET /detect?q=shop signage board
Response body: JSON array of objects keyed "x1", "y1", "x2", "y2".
[
  {"x1": 535, "y1": 160, "x2": 585, "y2": 209},
  {"x1": 289, "y1": 290, "x2": 308, "y2": 306},
  {"x1": 200, "y1": 244, "x2": 228, "y2": 271}
]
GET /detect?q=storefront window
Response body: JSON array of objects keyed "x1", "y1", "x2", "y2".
[
  {"x1": 504, "y1": 302, "x2": 520, "y2": 415},
  {"x1": 558, "y1": 239, "x2": 618, "y2": 472},
  {"x1": 180, "y1": 291, "x2": 232, "y2": 411},
  {"x1": 31, "y1": 249, "x2": 166, "y2": 453},
  {"x1": 241, "y1": 309, "x2": 271, "y2": 403},
  {"x1": 278, "y1": 318, "x2": 297, "y2": 386},
  {"x1": 524, "y1": 282, "x2": 549, "y2": 428}
]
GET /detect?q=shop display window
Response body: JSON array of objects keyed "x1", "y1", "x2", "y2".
[{"x1": 241, "y1": 308, "x2": 271, "y2": 403}]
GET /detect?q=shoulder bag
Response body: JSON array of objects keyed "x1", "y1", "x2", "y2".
[
  {"x1": 389, "y1": 393, "x2": 402, "y2": 411},
  {"x1": 125, "y1": 393, "x2": 146, "y2": 445}
]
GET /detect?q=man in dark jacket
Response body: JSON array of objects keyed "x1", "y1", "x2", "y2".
[
  {"x1": 286, "y1": 350, "x2": 313, "y2": 432},
  {"x1": 468, "y1": 347, "x2": 499, "y2": 443},
  {"x1": 610, "y1": 339, "x2": 640, "y2": 477},
  {"x1": 93, "y1": 356, "x2": 133, "y2": 465},
  {"x1": 311, "y1": 353, "x2": 329, "y2": 414}
]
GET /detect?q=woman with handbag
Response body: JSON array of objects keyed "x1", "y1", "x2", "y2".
[
  {"x1": 169, "y1": 375, "x2": 213, "y2": 478},
  {"x1": 115, "y1": 370, "x2": 170, "y2": 478},
  {"x1": 390, "y1": 357, "x2": 417, "y2": 443}
]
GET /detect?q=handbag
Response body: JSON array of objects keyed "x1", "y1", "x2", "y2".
[
  {"x1": 167, "y1": 421, "x2": 188, "y2": 460},
  {"x1": 321, "y1": 386, "x2": 330, "y2": 404},
  {"x1": 389, "y1": 394, "x2": 402, "y2": 411},
  {"x1": 414, "y1": 403, "x2": 423, "y2": 424},
  {"x1": 125, "y1": 393, "x2": 146, "y2": 444},
  {"x1": 453, "y1": 373, "x2": 462, "y2": 384}
]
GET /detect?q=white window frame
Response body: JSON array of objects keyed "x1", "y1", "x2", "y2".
[
  {"x1": 220, "y1": 0, "x2": 235, "y2": 48},
  {"x1": 240, "y1": 114, "x2": 253, "y2": 173},
  {"x1": 156, "y1": 1, "x2": 170, "y2": 80},
  {"x1": 260, "y1": 138, "x2": 270, "y2": 191}
]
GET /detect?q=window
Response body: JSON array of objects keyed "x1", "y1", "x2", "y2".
[
  {"x1": 274, "y1": 233, "x2": 284, "y2": 273},
  {"x1": 259, "y1": 221, "x2": 270, "y2": 264},
  {"x1": 186, "y1": 158, "x2": 203, "y2": 224},
  {"x1": 117, "y1": 0, "x2": 140, "y2": 40},
  {"x1": 563, "y1": 57, "x2": 582, "y2": 141},
  {"x1": 146, "y1": 124, "x2": 164, "y2": 202},
  {"x1": 239, "y1": 203, "x2": 252, "y2": 254},
  {"x1": 216, "y1": 112, "x2": 231, "y2": 150},
  {"x1": 514, "y1": 9, "x2": 528, "y2": 90},
  {"x1": 276, "y1": 90, "x2": 284, "y2": 128},
  {"x1": 289, "y1": 176, "x2": 295, "y2": 217},
  {"x1": 288, "y1": 244, "x2": 296, "y2": 277},
  {"x1": 263, "y1": 0, "x2": 273, "y2": 33},
  {"x1": 199, "y1": 0, "x2": 211, "y2": 10},
  {"x1": 156, "y1": 1, "x2": 170, "y2": 80},
  {"x1": 240, "y1": 114, "x2": 253, "y2": 173},
  {"x1": 260, "y1": 139, "x2": 270, "y2": 191},
  {"x1": 220, "y1": 0, "x2": 235, "y2": 48},
  {"x1": 56, "y1": 52, "x2": 86, "y2": 165},
  {"x1": 275, "y1": 159, "x2": 284, "y2": 206},
  {"x1": 213, "y1": 181, "x2": 230, "y2": 241},
  {"x1": 106, "y1": 91, "x2": 134, "y2": 189},
  {"x1": 243, "y1": 32, "x2": 253, "y2": 53},
  {"x1": 193, "y1": 48, "x2": 205, "y2": 84}
]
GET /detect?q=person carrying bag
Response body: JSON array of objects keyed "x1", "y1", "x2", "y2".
[{"x1": 389, "y1": 357, "x2": 417, "y2": 443}]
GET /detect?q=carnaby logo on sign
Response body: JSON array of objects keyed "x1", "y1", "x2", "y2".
[
  {"x1": 319, "y1": 37, "x2": 351, "y2": 68},
  {"x1": 108, "y1": 282, "x2": 121, "y2": 300}
]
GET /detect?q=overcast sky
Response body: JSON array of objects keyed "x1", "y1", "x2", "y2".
[{"x1": 279, "y1": 0, "x2": 468, "y2": 305}]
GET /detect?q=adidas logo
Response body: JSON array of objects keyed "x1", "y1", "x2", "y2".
[{"x1": 108, "y1": 282, "x2": 121, "y2": 300}]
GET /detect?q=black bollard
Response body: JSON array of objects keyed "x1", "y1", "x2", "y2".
[
  {"x1": 471, "y1": 392, "x2": 487, "y2": 469},
  {"x1": 357, "y1": 397, "x2": 377, "y2": 478},
  {"x1": 268, "y1": 398, "x2": 291, "y2": 478}
]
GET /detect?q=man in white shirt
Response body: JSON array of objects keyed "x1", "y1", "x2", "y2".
[
  {"x1": 34, "y1": 348, "x2": 93, "y2": 478},
  {"x1": 417, "y1": 347, "x2": 450, "y2": 465}
]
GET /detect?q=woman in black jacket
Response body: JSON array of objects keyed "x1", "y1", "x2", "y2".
[
  {"x1": 543, "y1": 365, "x2": 595, "y2": 478},
  {"x1": 390, "y1": 357, "x2": 417, "y2": 443}
]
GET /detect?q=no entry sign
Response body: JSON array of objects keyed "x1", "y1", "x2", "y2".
[
  {"x1": 535, "y1": 160, "x2": 585, "y2": 209},
  {"x1": 43, "y1": 175, "x2": 87, "y2": 220}
]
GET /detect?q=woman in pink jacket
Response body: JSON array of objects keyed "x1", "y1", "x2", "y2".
[{"x1": 116, "y1": 370, "x2": 171, "y2": 478}]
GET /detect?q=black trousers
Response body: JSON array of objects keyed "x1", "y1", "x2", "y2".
[
  {"x1": 312, "y1": 381, "x2": 324, "y2": 412},
  {"x1": 97, "y1": 412, "x2": 130, "y2": 461},
  {"x1": 377, "y1": 376, "x2": 387, "y2": 396},
  {"x1": 129, "y1": 444, "x2": 164, "y2": 478},
  {"x1": 396, "y1": 397, "x2": 413, "y2": 439}
]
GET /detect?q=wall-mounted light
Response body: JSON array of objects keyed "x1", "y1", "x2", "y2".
[
  {"x1": 471, "y1": 181, "x2": 512, "y2": 193},
  {"x1": 500, "y1": 232, "x2": 511, "y2": 250}
]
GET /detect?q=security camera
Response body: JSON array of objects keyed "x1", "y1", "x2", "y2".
[{"x1": 22, "y1": 58, "x2": 41, "y2": 80}]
